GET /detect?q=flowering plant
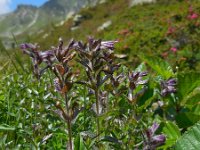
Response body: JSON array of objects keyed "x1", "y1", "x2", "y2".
[{"x1": 19, "y1": 37, "x2": 174, "y2": 149}]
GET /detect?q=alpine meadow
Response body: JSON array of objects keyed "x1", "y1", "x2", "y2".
[{"x1": 1, "y1": 0, "x2": 200, "y2": 149}]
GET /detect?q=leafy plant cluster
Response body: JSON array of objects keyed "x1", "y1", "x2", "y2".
[
  {"x1": 1, "y1": 35, "x2": 200, "y2": 149},
  {"x1": 18, "y1": 37, "x2": 167, "y2": 149}
]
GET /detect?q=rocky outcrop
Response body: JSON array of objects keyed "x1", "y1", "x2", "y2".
[
  {"x1": 97, "y1": 20, "x2": 112, "y2": 31},
  {"x1": 130, "y1": 0, "x2": 156, "y2": 7},
  {"x1": 0, "y1": 0, "x2": 100, "y2": 39}
]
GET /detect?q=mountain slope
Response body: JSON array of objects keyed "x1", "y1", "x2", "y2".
[
  {"x1": 0, "y1": 5, "x2": 38, "y2": 37},
  {"x1": 25, "y1": 0, "x2": 200, "y2": 71},
  {"x1": 0, "y1": 0, "x2": 99, "y2": 39}
]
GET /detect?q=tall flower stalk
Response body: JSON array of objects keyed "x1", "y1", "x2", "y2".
[
  {"x1": 73, "y1": 37, "x2": 118, "y2": 142},
  {"x1": 52, "y1": 38, "x2": 76, "y2": 150},
  {"x1": 20, "y1": 39, "x2": 78, "y2": 150}
]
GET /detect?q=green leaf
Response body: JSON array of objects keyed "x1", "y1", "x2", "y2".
[
  {"x1": 75, "y1": 134, "x2": 86, "y2": 150},
  {"x1": 0, "y1": 125, "x2": 15, "y2": 131},
  {"x1": 137, "y1": 88, "x2": 155, "y2": 110},
  {"x1": 177, "y1": 72, "x2": 200, "y2": 105},
  {"x1": 135, "y1": 62, "x2": 147, "y2": 72},
  {"x1": 101, "y1": 136, "x2": 119, "y2": 144},
  {"x1": 162, "y1": 121, "x2": 181, "y2": 148},
  {"x1": 175, "y1": 121, "x2": 200, "y2": 150},
  {"x1": 182, "y1": 87, "x2": 200, "y2": 105},
  {"x1": 176, "y1": 112, "x2": 200, "y2": 128},
  {"x1": 190, "y1": 104, "x2": 200, "y2": 115},
  {"x1": 139, "y1": 55, "x2": 174, "y2": 79},
  {"x1": 185, "y1": 93, "x2": 200, "y2": 106}
]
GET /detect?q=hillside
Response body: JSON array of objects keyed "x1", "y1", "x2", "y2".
[
  {"x1": 19, "y1": 0, "x2": 200, "y2": 71},
  {"x1": 1, "y1": 0, "x2": 200, "y2": 71}
]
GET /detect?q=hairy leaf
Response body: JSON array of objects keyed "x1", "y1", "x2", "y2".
[
  {"x1": 175, "y1": 121, "x2": 200, "y2": 150},
  {"x1": 139, "y1": 55, "x2": 174, "y2": 79}
]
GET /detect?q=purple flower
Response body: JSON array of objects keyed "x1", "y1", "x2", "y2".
[
  {"x1": 161, "y1": 78, "x2": 177, "y2": 97},
  {"x1": 101, "y1": 40, "x2": 118, "y2": 50},
  {"x1": 148, "y1": 123, "x2": 159, "y2": 136},
  {"x1": 73, "y1": 38, "x2": 119, "y2": 86},
  {"x1": 20, "y1": 43, "x2": 36, "y2": 50},
  {"x1": 128, "y1": 71, "x2": 148, "y2": 90},
  {"x1": 144, "y1": 123, "x2": 166, "y2": 150},
  {"x1": 127, "y1": 71, "x2": 148, "y2": 103},
  {"x1": 20, "y1": 43, "x2": 55, "y2": 78},
  {"x1": 54, "y1": 38, "x2": 76, "y2": 63},
  {"x1": 39, "y1": 50, "x2": 55, "y2": 62},
  {"x1": 110, "y1": 73, "x2": 125, "y2": 87},
  {"x1": 75, "y1": 37, "x2": 118, "y2": 51},
  {"x1": 53, "y1": 78, "x2": 62, "y2": 92},
  {"x1": 152, "y1": 135, "x2": 166, "y2": 143}
]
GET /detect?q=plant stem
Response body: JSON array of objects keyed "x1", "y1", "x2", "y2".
[
  {"x1": 83, "y1": 86, "x2": 87, "y2": 130},
  {"x1": 95, "y1": 88, "x2": 100, "y2": 142},
  {"x1": 67, "y1": 119, "x2": 73, "y2": 150},
  {"x1": 64, "y1": 94, "x2": 73, "y2": 150}
]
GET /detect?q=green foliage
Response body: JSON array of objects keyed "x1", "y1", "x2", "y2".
[
  {"x1": 162, "y1": 121, "x2": 181, "y2": 149},
  {"x1": 0, "y1": 71, "x2": 65, "y2": 149},
  {"x1": 175, "y1": 121, "x2": 200, "y2": 150},
  {"x1": 75, "y1": 134, "x2": 86, "y2": 150},
  {"x1": 175, "y1": 112, "x2": 200, "y2": 128},
  {"x1": 140, "y1": 55, "x2": 174, "y2": 79},
  {"x1": 177, "y1": 72, "x2": 200, "y2": 105},
  {"x1": 0, "y1": 125, "x2": 15, "y2": 131}
]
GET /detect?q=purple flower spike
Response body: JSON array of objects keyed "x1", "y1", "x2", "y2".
[
  {"x1": 39, "y1": 50, "x2": 55, "y2": 62},
  {"x1": 144, "y1": 122, "x2": 166, "y2": 150},
  {"x1": 161, "y1": 78, "x2": 177, "y2": 97},
  {"x1": 101, "y1": 40, "x2": 118, "y2": 50},
  {"x1": 166, "y1": 78, "x2": 177, "y2": 86},
  {"x1": 20, "y1": 43, "x2": 55, "y2": 79},
  {"x1": 127, "y1": 71, "x2": 148, "y2": 102},
  {"x1": 149, "y1": 122, "x2": 159, "y2": 136},
  {"x1": 20, "y1": 43, "x2": 37, "y2": 49},
  {"x1": 128, "y1": 71, "x2": 148, "y2": 90},
  {"x1": 54, "y1": 78, "x2": 62, "y2": 92},
  {"x1": 152, "y1": 135, "x2": 166, "y2": 143}
]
